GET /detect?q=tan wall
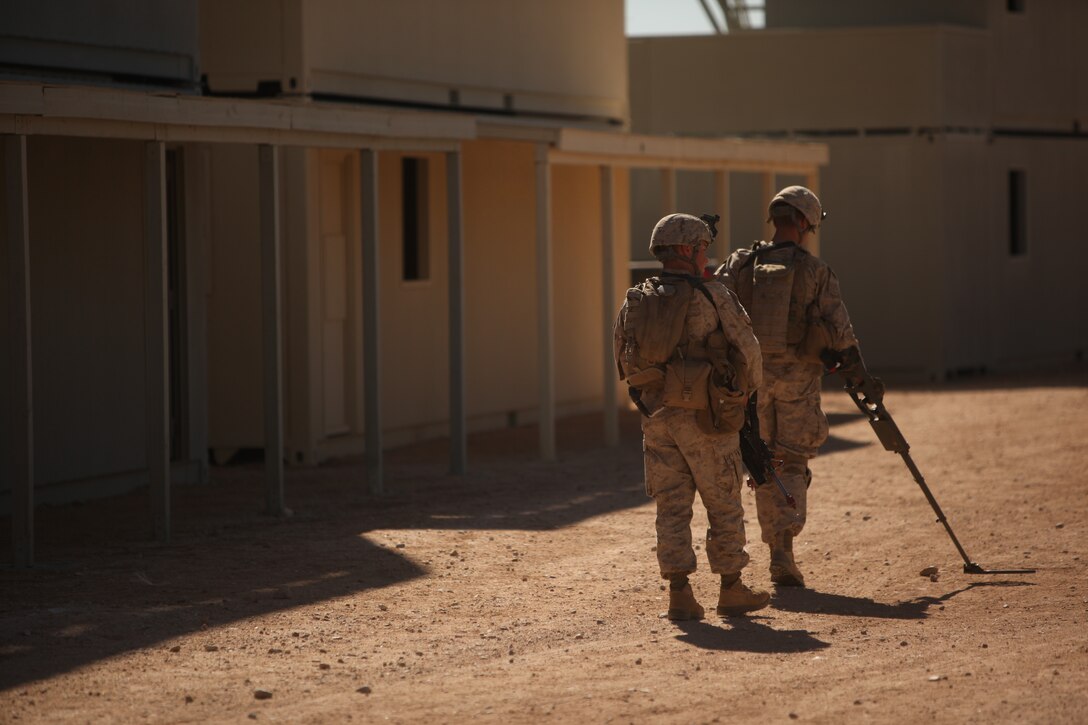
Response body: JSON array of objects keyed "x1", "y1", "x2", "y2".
[
  {"x1": 552, "y1": 164, "x2": 605, "y2": 407},
  {"x1": 24, "y1": 137, "x2": 150, "y2": 483},
  {"x1": 376, "y1": 150, "x2": 452, "y2": 437},
  {"x1": 629, "y1": 27, "x2": 988, "y2": 135},
  {"x1": 460, "y1": 140, "x2": 540, "y2": 419},
  {"x1": 202, "y1": 0, "x2": 627, "y2": 122},
  {"x1": 988, "y1": 0, "x2": 1088, "y2": 130},
  {"x1": 983, "y1": 137, "x2": 1088, "y2": 366},
  {"x1": 206, "y1": 144, "x2": 265, "y2": 451}
]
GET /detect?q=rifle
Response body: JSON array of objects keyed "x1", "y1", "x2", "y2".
[
  {"x1": 836, "y1": 366, "x2": 1035, "y2": 575},
  {"x1": 739, "y1": 393, "x2": 797, "y2": 508}
]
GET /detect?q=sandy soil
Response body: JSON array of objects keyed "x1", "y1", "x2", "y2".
[{"x1": 2, "y1": 369, "x2": 1087, "y2": 724}]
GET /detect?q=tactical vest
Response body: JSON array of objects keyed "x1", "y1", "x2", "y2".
[
  {"x1": 734, "y1": 244, "x2": 813, "y2": 356},
  {"x1": 619, "y1": 276, "x2": 738, "y2": 421}
]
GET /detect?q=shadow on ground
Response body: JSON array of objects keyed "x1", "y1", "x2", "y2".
[
  {"x1": 0, "y1": 410, "x2": 650, "y2": 689},
  {"x1": 674, "y1": 617, "x2": 830, "y2": 654}
]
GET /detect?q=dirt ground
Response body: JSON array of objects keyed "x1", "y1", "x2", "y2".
[{"x1": 2, "y1": 368, "x2": 1087, "y2": 724}]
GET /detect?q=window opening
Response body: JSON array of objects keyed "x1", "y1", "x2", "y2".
[{"x1": 402, "y1": 157, "x2": 430, "y2": 281}]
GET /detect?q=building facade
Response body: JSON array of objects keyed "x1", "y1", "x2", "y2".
[{"x1": 630, "y1": 0, "x2": 1088, "y2": 378}]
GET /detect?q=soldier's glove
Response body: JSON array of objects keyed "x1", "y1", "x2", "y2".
[
  {"x1": 834, "y1": 346, "x2": 885, "y2": 406},
  {"x1": 819, "y1": 348, "x2": 844, "y2": 373}
]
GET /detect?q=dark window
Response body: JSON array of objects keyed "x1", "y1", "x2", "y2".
[
  {"x1": 1007, "y1": 0, "x2": 1024, "y2": 12},
  {"x1": 402, "y1": 157, "x2": 429, "y2": 281},
  {"x1": 1008, "y1": 169, "x2": 1027, "y2": 256}
]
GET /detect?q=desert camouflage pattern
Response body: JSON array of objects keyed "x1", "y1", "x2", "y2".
[
  {"x1": 717, "y1": 244, "x2": 859, "y2": 543},
  {"x1": 612, "y1": 277, "x2": 762, "y2": 416},
  {"x1": 752, "y1": 358, "x2": 825, "y2": 542},
  {"x1": 643, "y1": 408, "x2": 751, "y2": 577},
  {"x1": 717, "y1": 242, "x2": 858, "y2": 356},
  {"x1": 614, "y1": 275, "x2": 763, "y2": 578}
]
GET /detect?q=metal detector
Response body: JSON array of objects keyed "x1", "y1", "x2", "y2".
[{"x1": 844, "y1": 377, "x2": 1036, "y2": 575}]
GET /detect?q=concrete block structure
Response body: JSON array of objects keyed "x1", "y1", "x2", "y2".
[{"x1": 629, "y1": 0, "x2": 1088, "y2": 378}]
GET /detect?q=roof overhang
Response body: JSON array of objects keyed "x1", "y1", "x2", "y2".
[
  {"x1": 548, "y1": 128, "x2": 828, "y2": 172},
  {"x1": 0, "y1": 82, "x2": 476, "y2": 151}
]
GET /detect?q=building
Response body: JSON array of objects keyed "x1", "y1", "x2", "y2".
[
  {"x1": 629, "y1": 0, "x2": 1088, "y2": 378},
  {"x1": 1, "y1": 0, "x2": 827, "y2": 565}
]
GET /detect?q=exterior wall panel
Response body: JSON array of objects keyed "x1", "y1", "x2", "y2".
[{"x1": 28, "y1": 137, "x2": 148, "y2": 483}]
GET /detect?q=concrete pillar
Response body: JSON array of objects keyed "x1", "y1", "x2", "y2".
[
  {"x1": 360, "y1": 149, "x2": 383, "y2": 493},
  {"x1": 600, "y1": 165, "x2": 619, "y2": 447},
  {"x1": 258, "y1": 144, "x2": 285, "y2": 515},
  {"x1": 4, "y1": 134, "x2": 34, "y2": 566},
  {"x1": 144, "y1": 141, "x2": 171, "y2": 542},
  {"x1": 535, "y1": 145, "x2": 555, "y2": 462},
  {"x1": 446, "y1": 149, "x2": 467, "y2": 474}
]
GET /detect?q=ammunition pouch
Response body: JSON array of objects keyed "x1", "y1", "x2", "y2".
[
  {"x1": 696, "y1": 374, "x2": 746, "y2": 435},
  {"x1": 750, "y1": 261, "x2": 795, "y2": 355},
  {"x1": 662, "y1": 359, "x2": 712, "y2": 410}
]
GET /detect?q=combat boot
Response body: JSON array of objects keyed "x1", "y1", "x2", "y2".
[
  {"x1": 716, "y1": 576, "x2": 770, "y2": 616},
  {"x1": 666, "y1": 583, "x2": 705, "y2": 621},
  {"x1": 769, "y1": 532, "x2": 805, "y2": 587}
]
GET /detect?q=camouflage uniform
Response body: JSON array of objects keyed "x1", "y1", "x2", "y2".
[
  {"x1": 614, "y1": 277, "x2": 762, "y2": 579},
  {"x1": 718, "y1": 241, "x2": 858, "y2": 546}
]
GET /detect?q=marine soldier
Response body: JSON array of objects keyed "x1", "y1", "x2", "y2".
[
  {"x1": 614, "y1": 213, "x2": 768, "y2": 620},
  {"x1": 717, "y1": 186, "x2": 872, "y2": 587}
]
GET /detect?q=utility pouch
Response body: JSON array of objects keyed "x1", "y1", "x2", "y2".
[
  {"x1": 662, "y1": 360, "x2": 712, "y2": 410},
  {"x1": 697, "y1": 378, "x2": 746, "y2": 435}
]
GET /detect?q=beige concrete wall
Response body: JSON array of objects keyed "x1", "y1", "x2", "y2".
[
  {"x1": 629, "y1": 27, "x2": 988, "y2": 135},
  {"x1": 989, "y1": 0, "x2": 1088, "y2": 131},
  {"x1": 206, "y1": 144, "x2": 265, "y2": 452},
  {"x1": 202, "y1": 0, "x2": 627, "y2": 122},
  {"x1": 2, "y1": 0, "x2": 199, "y2": 83},
  {"x1": 375, "y1": 150, "x2": 452, "y2": 438},
  {"x1": 24, "y1": 137, "x2": 150, "y2": 483},
  {"x1": 460, "y1": 140, "x2": 539, "y2": 420},
  {"x1": 983, "y1": 137, "x2": 1088, "y2": 367},
  {"x1": 552, "y1": 164, "x2": 606, "y2": 407}
]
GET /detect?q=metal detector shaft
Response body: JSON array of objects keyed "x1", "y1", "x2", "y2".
[{"x1": 845, "y1": 382, "x2": 1035, "y2": 575}]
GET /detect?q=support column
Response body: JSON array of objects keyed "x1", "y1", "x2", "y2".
[
  {"x1": 804, "y1": 168, "x2": 821, "y2": 257},
  {"x1": 144, "y1": 141, "x2": 171, "y2": 543},
  {"x1": 446, "y1": 149, "x2": 467, "y2": 474},
  {"x1": 360, "y1": 149, "x2": 383, "y2": 493},
  {"x1": 713, "y1": 169, "x2": 732, "y2": 265},
  {"x1": 5, "y1": 135, "x2": 33, "y2": 566},
  {"x1": 760, "y1": 171, "x2": 777, "y2": 240},
  {"x1": 535, "y1": 145, "x2": 556, "y2": 462},
  {"x1": 600, "y1": 165, "x2": 619, "y2": 447},
  {"x1": 258, "y1": 144, "x2": 285, "y2": 515},
  {"x1": 660, "y1": 168, "x2": 677, "y2": 214}
]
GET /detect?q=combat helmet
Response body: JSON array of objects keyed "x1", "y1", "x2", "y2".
[
  {"x1": 767, "y1": 186, "x2": 826, "y2": 229},
  {"x1": 649, "y1": 213, "x2": 712, "y2": 259}
]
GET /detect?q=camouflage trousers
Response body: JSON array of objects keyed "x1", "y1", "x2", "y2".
[
  {"x1": 643, "y1": 407, "x2": 751, "y2": 578},
  {"x1": 754, "y1": 357, "x2": 828, "y2": 544}
]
